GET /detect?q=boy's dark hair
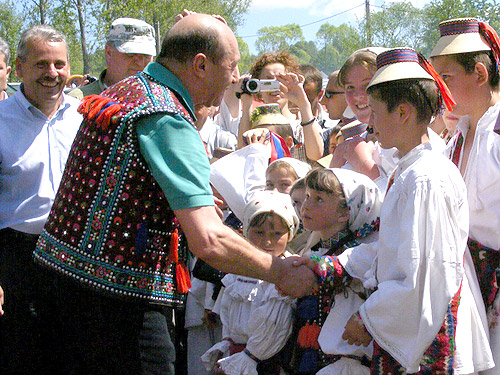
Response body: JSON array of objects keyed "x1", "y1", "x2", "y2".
[
  {"x1": 304, "y1": 168, "x2": 347, "y2": 211},
  {"x1": 367, "y1": 79, "x2": 440, "y2": 124},
  {"x1": 450, "y1": 51, "x2": 500, "y2": 90}
]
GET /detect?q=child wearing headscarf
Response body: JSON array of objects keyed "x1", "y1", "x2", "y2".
[
  {"x1": 201, "y1": 191, "x2": 299, "y2": 375},
  {"x1": 285, "y1": 167, "x2": 382, "y2": 374}
]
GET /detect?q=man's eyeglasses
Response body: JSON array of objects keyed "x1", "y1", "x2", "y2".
[{"x1": 324, "y1": 90, "x2": 345, "y2": 99}]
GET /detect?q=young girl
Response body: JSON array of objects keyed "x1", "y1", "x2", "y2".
[
  {"x1": 265, "y1": 157, "x2": 311, "y2": 194},
  {"x1": 285, "y1": 167, "x2": 383, "y2": 375},
  {"x1": 201, "y1": 190, "x2": 299, "y2": 375},
  {"x1": 308, "y1": 48, "x2": 493, "y2": 374}
]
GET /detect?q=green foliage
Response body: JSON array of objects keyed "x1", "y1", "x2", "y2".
[
  {"x1": 365, "y1": 2, "x2": 425, "y2": 49},
  {"x1": 0, "y1": 0, "x2": 23, "y2": 62},
  {"x1": 255, "y1": 24, "x2": 304, "y2": 54}
]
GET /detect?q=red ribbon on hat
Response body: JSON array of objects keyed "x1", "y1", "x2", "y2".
[
  {"x1": 479, "y1": 22, "x2": 500, "y2": 75},
  {"x1": 417, "y1": 54, "x2": 456, "y2": 112}
]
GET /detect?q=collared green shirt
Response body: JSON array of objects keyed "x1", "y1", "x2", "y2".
[{"x1": 136, "y1": 62, "x2": 214, "y2": 210}]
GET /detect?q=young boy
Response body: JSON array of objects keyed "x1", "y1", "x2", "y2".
[
  {"x1": 430, "y1": 18, "x2": 500, "y2": 372},
  {"x1": 308, "y1": 48, "x2": 493, "y2": 373}
]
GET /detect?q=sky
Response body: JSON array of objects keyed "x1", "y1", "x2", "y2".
[{"x1": 236, "y1": 0, "x2": 432, "y2": 54}]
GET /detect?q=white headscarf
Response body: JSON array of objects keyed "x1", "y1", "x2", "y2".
[{"x1": 328, "y1": 168, "x2": 383, "y2": 239}]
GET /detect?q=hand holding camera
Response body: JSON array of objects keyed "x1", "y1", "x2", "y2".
[{"x1": 235, "y1": 77, "x2": 280, "y2": 99}]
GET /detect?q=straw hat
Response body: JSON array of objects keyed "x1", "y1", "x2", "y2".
[
  {"x1": 368, "y1": 48, "x2": 434, "y2": 88},
  {"x1": 339, "y1": 120, "x2": 367, "y2": 140},
  {"x1": 367, "y1": 47, "x2": 456, "y2": 112},
  {"x1": 430, "y1": 18, "x2": 491, "y2": 57},
  {"x1": 250, "y1": 104, "x2": 291, "y2": 128}
]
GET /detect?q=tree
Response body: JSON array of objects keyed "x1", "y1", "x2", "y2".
[
  {"x1": 362, "y1": 2, "x2": 425, "y2": 50},
  {"x1": 0, "y1": 0, "x2": 23, "y2": 57},
  {"x1": 254, "y1": 24, "x2": 304, "y2": 54},
  {"x1": 315, "y1": 23, "x2": 363, "y2": 73}
]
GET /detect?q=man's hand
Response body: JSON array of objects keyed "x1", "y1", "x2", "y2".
[
  {"x1": 274, "y1": 256, "x2": 317, "y2": 298},
  {"x1": 0, "y1": 285, "x2": 4, "y2": 316},
  {"x1": 342, "y1": 312, "x2": 372, "y2": 346}
]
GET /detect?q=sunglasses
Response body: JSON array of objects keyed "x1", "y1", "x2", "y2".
[{"x1": 324, "y1": 90, "x2": 345, "y2": 99}]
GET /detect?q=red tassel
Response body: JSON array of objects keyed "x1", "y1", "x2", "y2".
[
  {"x1": 96, "y1": 103, "x2": 122, "y2": 130},
  {"x1": 418, "y1": 54, "x2": 456, "y2": 111},
  {"x1": 169, "y1": 229, "x2": 179, "y2": 263},
  {"x1": 176, "y1": 262, "x2": 191, "y2": 293},
  {"x1": 297, "y1": 322, "x2": 321, "y2": 349}
]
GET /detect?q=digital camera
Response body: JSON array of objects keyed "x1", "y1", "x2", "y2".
[{"x1": 241, "y1": 78, "x2": 280, "y2": 95}]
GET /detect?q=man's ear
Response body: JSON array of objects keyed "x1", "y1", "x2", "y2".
[
  {"x1": 14, "y1": 58, "x2": 23, "y2": 79},
  {"x1": 474, "y1": 62, "x2": 489, "y2": 87},
  {"x1": 192, "y1": 53, "x2": 208, "y2": 78},
  {"x1": 6, "y1": 65, "x2": 11, "y2": 79}
]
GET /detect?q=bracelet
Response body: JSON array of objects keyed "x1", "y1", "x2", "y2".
[{"x1": 300, "y1": 117, "x2": 316, "y2": 127}]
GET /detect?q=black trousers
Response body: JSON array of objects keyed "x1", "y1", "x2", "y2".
[
  {"x1": 0, "y1": 228, "x2": 42, "y2": 375},
  {"x1": 0, "y1": 228, "x2": 176, "y2": 375}
]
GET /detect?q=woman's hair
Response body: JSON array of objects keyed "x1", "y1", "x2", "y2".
[
  {"x1": 367, "y1": 78, "x2": 440, "y2": 124},
  {"x1": 337, "y1": 50, "x2": 378, "y2": 88},
  {"x1": 249, "y1": 51, "x2": 299, "y2": 79},
  {"x1": 266, "y1": 160, "x2": 299, "y2": 180},
  {"x1": 304, "y1": 168, "x2": 347, "y2": 212}
]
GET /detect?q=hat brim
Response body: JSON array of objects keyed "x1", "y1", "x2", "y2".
[
  {"x1": 430, "y1": 32, "x2": 490, "y2": 57},
  {"x1": 115, "y1": 40, "x2": 157, "y2": 57},
  {"x1": 368, "y1": 61, "x2": 434, "y2": 88}
]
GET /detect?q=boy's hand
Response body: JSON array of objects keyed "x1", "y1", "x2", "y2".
[{"x1": 342, "y1": 312, "x2": 372, "y2": 346}]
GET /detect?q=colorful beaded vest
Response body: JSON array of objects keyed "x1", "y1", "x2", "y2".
[{"x1": 34, "y1": 72, "x2": 195, "y2": 307}]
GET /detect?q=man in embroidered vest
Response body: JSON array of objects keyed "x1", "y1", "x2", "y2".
[
  {"x1": 32, "y1": 13, "x2": 317, "y2": 375},
  {"x1": 430, "y1": 18, "x2": 500, "y2": 373},
  {"x1": 0, "y1": 25, "x2": 82, "y2": 375},
  {"x1": 68, "y1": 17, "x2": 156, "y2": 100}
]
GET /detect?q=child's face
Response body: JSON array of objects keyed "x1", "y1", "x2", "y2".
[
  {"x1": 290, "y1": 187, "x2": 306, "y2": 218},
  {"x1": 247, "y1": 214, "x2": 289, "y2": 257},
  {"x1": 344, "y1": 65, "x2": 373, "y2": 124},
  {"x1": 301, "y1": 187, "x2": 348, "y2": 238},
  {"x1": 266, "y1": 167, "x2": 296, "y2": 194},
  {"x1": 430, "y1": 55, "x2": 476, "y2": 117},
  {"x1": 367, "y1": 94, "x2": 402, "y2": 150}
]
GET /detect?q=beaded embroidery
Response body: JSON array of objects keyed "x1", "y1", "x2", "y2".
[{"x1": 34, "y1": 72, "x2": 196, "y2": 306}]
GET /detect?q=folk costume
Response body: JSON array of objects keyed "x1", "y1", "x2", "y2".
[
  {"x1": 310, "y1": 48, "x2": 491, "y2": 374},
  {"x1": 32, "y1": 62, "x2": 214, "y2": 373},
  {"x1": 202, "y1": 191, "x2": 299, "y2": 375},
  {"x1": 286, "y1": 169, "x2": 382, "y2": 375},
  {"x1": 430, "y1": 17, "x2": 500, "y2": 374}
]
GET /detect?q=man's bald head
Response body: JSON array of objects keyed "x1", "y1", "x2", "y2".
[{"x1": 157, "y1": 13, "x2": 234, "y2": 65}]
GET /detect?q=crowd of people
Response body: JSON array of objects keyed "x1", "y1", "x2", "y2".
[{"x1": 0, "y1": 9, "x2": 499, "y2": 375}]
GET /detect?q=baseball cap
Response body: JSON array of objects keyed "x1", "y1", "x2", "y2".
[{"x1": 107, "y1": 17, "x2": 157, "y2": 57}]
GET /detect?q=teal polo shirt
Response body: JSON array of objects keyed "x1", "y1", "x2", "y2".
[{"x1": 136, "y1": 62, "x2": 214, "y2": 210}]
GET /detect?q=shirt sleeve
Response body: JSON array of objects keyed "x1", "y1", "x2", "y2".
[
  {"x1": 359, "y1": 178, "x2": 464, "y2": 373},
  {"x1": 136, "y1": 113, "x2": 214, "y2": 210}
]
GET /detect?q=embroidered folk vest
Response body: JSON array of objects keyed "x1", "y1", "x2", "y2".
[{"x1": 34, "y1": 72, "x2": 195, "y2": 306}]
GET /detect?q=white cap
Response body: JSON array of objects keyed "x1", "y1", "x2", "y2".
[{"x1": 107, "y1": 18, "x2": 156, "y2": 57}]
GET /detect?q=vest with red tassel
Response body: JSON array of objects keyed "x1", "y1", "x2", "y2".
[{"x1": 34, "y1": 72, "x2": 193, "y2": 307}]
